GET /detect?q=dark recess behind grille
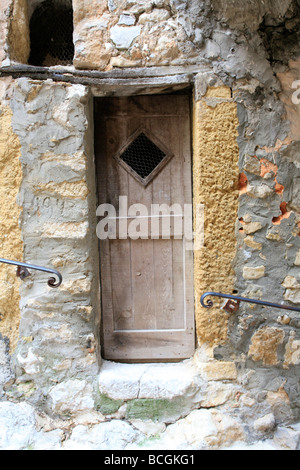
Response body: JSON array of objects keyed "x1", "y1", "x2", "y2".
[
  {"x1": 120, "y1": 132, "x2": 167, "y2": 180},
  {"x1": 29, "y1": 0, "x2": 74, "y2": 67}
]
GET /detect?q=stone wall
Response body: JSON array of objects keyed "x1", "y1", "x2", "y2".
[
  {"x1": 8, "y1": 79, "x2": 100, "y2": 398},
  {"x1": 0, "y1": 85, "x2": 23, "y2": 351},
  {"x1": 0, "y1": 0, "x2": 299, "y2": 448},
  {"x1": 0, "y1": 0, "x2": 29, "y2": 65},
  {"x1": 72, "y1": 0, "x2": 193, "y2": 69},
  {"x1": 193, "y1": 83, "x2": 239, "y2": 345}
]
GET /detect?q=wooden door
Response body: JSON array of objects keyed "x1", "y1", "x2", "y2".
[{"x1": 94, "y1": 95, "x2": 194, "y2": 362}]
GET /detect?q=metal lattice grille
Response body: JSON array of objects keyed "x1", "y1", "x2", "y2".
[
  {"x1": 120, "y1": 132, "x2": 167, "y2": 180},
  {"x1": 29, "y1": 0, "x2": 74, "y2": 67}
]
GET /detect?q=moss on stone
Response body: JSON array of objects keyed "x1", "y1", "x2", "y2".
[
  {"x1": 126, "y1": 398, "x2": 183, "y2": 422},
  {"x1": 96, "y1": 393, "x2": 124, "y2": 415}
]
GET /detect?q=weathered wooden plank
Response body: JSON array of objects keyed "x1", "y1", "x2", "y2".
[
  {"x1": 0, "y1": 64, "x2": 194, "y2": 95},
  {"x1": 95, "y1": 94, "x2": 194, "y2": 362},
  {"x1": 0, "y1": 63, "x2": 202, "y2": 78}
]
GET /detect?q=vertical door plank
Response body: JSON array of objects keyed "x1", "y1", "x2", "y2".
[
  {"x1": 150, "y1": 114, "x2": 175, "y2": 330},
  {"x1": 126, "y1": 115, "x2": 156, "y2": 330}
]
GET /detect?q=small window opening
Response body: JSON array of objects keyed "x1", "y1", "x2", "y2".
[
  {"x1": 114, "y1": 128, "x2": 174, "y2": 187},
  {"x1": 120, "y1": 132, "x2": 167, "y2": 180},
  {"x1": 28, "y1": 0, "x2": 74, "y2": 67}
]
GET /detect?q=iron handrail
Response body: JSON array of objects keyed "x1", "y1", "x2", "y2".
[
  {"x1": 0, "y1": 258, "x2": 62, "y2": 288},
  {"x1": 200, "y1": 291, "x2": 300, "y2": 313}
]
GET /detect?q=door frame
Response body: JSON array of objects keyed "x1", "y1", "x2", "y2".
[{"x1": 93, "y1": 85, "x2": 196, "y2": 363}]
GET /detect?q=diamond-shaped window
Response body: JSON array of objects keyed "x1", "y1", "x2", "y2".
[{"x1": 114, "y1": 128, "x2": 174, "y2": 186}]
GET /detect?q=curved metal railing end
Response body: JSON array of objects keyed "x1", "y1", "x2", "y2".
[
  {"x1": 200, "y1": 291, "x2": 300, "y2": 313},
  {"x1": 0, "y1": 258, "x2": 62, "y2": 288}
]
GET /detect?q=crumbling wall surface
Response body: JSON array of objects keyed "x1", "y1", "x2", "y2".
[
  {"x1": 72, "y1": 0, "x2": 193, "y2": 69},
  {"x1": 0, "y1": 79, "x2": 23, "y2": 353},
  {"x1": 178, "y1": 0, "x2": 300, "y2": 424},
  {"x1": 215, "y1": 2, "x2": 300, "y2": 423},
  {"x1": 0, "y1": 0, "x2": 11, "y2": 65},
  {"x1": 6, "y1": 78, "x2": 100, "y2": 405},
  {"x1": 0, "y1": 0, "x2": 29, "y2": 66},
  {"x1": 178, "y1": 0, "x2": 300, "y2": 426},
  {"x1": 71, "y1": 0, "x2": 300, "y2": 72},
  {"x1": 211, "y1": 0, "x2": 298, "y2": 32}
]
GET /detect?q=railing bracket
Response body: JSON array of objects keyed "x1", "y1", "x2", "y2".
[
  {"x1": 0, "y1": 258, "x2": 62, "y2": 288},
  {"x1": 201, "y1": 292, "x2": 300, "y2": 313}
]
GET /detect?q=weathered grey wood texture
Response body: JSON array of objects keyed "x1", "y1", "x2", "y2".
[
  {"x1": 95, "y1": 95, "x2": 194, "y2": 362},
  {"x1": 0, "y1": 64, "x2": 201, "y2": 95}
]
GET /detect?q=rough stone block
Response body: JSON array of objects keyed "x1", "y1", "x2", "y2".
[
  {"x1": 110, "y1": 25, "x2": 141, "y2": 50},
  {"x1": 98, "y1": 360, "x2": 201, "y2": 401},
  {"x1": 0, "y1": 401, "x2": 37, "y2": 450},
  {"x1": 198, "y1": 361, "x2": 237, "y2": 381},
  {"x1": 242, "y1": 221, "x2": 263, "y2": 235},
  {"x1": 40, "y1": 221, "x2": 89, "y2": 239},
  {"x1": 49, "y1": 379, "x2": 94, "y2": 415},
  {"x1": 244, "y1": 236, "x2": 262, "y2": 250},
  {"x1": 243, "y1": 265, "x2": 265, "y2": 280},
  {"x1": 274, "y1": 426, "x2": 300, "y2": 450},
  {"x1": 254, "y1": 413, "x2": 276, "y2": 434},
  {"x1": 248, "y1": 327, "x2": 285, "y2": 365},
  {"x1": 282, "y1": 276, "x2": 300, "y2": 304}
]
